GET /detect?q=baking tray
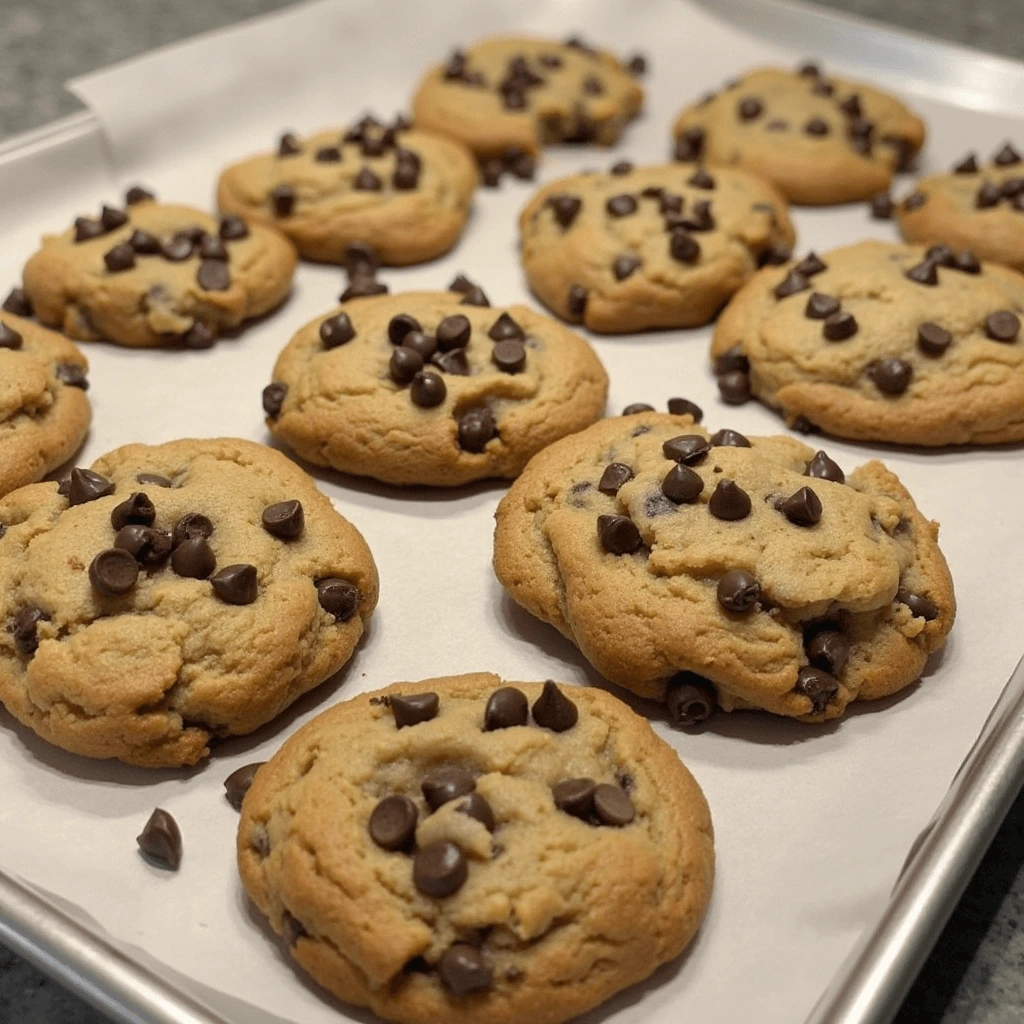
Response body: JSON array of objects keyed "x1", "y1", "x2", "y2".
[{"x1": 2, "y1": 1, "x2": 1024, "y2": 1022}]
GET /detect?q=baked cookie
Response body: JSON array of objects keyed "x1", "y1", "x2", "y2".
[
  {"x1": 897, "y1": 143, "x2": 1024, "y2": 272},
  {"x1": 494, "y1": 414, "x2": 954, "y2": 722},
  {"x1": 0, "y1": 311, "x2": 90, "y2": 497},
  {"x1": 411, "y1": 35, "x2": 644, "y2": 169},
  {"x1": 238, "y1": 673, "x2": 713, "y2": 1024},
  {"x1": 519, "y1": 160, "x2": 795, "y2": 332},
  {"x1": 22, "y1": 189, "x2": 296, "y2": 348},
  {"x1": 264, "y1": 288, "x2": 608, "y2": 486},
  {"x1": 672, "y1": 62, "x2": 925, "y2": 205},
  {"x1": 217, "y1": 116, "x2": 478, "y2": 265},
  {"x1": 712, "y1": 240, "x2": 1024, "y2": 445},
  {"x1": 0, "y1": 438, "x2": 378, "y2": 766}
]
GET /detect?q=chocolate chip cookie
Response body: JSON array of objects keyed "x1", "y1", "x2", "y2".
[
  {"x1": 217, "y1": 116, "x2": 478, "y2": 265},
  {"x1": 897, "y1": 143, "x2": 1024, "y2": 271},
  {"x1": 712, "y1": 240, "x2": 1024, "y2": 445},
  {"x1": 238, "y1": 673, "x2": 713, "y2": 1024},
  {"x1": 0, "y1": 438, "x2": 377, "y2": 766},
  {"x1": 264, "y1": 288, "x2": 609, "y2": 486},
  {"x1": 21, "y1": 189, "x2": 296, "y2": 348},
  {"x1": 0, "y1": 310, "x2": 90, "y2": 497},
  {"x1": 519, "y1": 160, "x2": 795, "y2": 332},
  {"x1": 494, "y1": 414, "x2": 954, "y2": 722},
  {"x1": 411, "y1": 35, "x2": 644, "y2": 168},
  {"x1": 672, "y1": 62, "x2": 925, "y2": 205}
]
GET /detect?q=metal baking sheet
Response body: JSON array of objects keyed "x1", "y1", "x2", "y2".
[{"x1": 2, "y1": 2, "x2": 1024, "y2": 1023}]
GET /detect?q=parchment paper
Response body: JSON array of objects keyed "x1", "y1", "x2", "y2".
[{"x1": 0, "y1": 1, "x2": 1022, "y2": 1021}]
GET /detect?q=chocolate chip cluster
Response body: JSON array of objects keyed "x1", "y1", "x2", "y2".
[
  {"x1": 0, "y1": 320, "x2": 88, "y2": 390},
  {"x1": 948, "y1": 143, "x2": 1024, "y2": 212}
]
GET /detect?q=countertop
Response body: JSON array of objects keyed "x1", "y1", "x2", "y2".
[{"x1": 0, "y1": 1, "x2": 1022, "y2": 1022}]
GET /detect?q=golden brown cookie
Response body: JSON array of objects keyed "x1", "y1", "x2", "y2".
[
  {"x1": 0, "y1": 310, "x2": 90, "y2": 497},
  {"x1": 672, "y1": 62, "x2": 925, "y2": 205},
  {"x1": 897, "y1": 143, "x2": 1024, "y2": 271},
  {"x1": 712, "y1": 240, "x2": 1024, "y2": 445},
  {"x1": 411, "y1": 35, "x2": 644, "y2": 168},
  {"x1": 264, "y1": 287, "x2": 608, "y2": 486},
  {"x1": 519, "y1": 159, "x2": 795, "y2": 332},
  {"x1": 217, "y1": 116, "x2": 478, "y2": 265},
  {"x1": 494, "y1": 414, "x2": 954, "y2": 722},
  {"x1": 22, "y1": 189, "x2": 296, "y2": 348},
  {"x1": 0, "y1": 438, "x2": 378, "y2": 766},
  {"x1": 238, "y1": 673, "x2": 713, "y2": 1024}
]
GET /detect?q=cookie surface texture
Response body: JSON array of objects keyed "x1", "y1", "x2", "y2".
[
  {"x1": 22, "y1": 197, "x2": 296, "y2": 348},
  {"x1": 412, "y1": 35, "x2": 643, "y2": 159},
  {"x1": 217, "y1": 119, "x2": 478, "y2": 265},
  {"x1": 0, "y1": 311, "x2": 91, "y2": 496},
  {"x1": 266, "y1": 291, "x2": 609, "y2": 486},
  {"x1": 238, "y1": 673, "x2": 714, "y2": 1024},
  {"x1": 520, "y1": 161, "x2": 795, "y2": 332},
  {"x1": 0, "y1": 438, "x2": 378, "y2": 766},
  {"x1": 672, "y1": 64, "x2": 925, "y2": 205},
  {"x1": 713, "y1": 240, "x2": 1024, "y2": 445},
  {"x1": 493, "y1": 414, "x2": 954, "y2": 720}
]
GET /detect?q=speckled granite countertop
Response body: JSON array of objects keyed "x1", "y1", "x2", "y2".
[{"x1": 0, "y1": 1, "x2": 1022, "y2": 1022}]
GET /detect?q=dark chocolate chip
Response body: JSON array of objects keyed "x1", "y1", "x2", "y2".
[
  {"x1": 531, "y1": 680, "x2": 578, "y2": 732},
  {"x1": 838, "y1": 93, "x2": 862, "y2": 117},
  {"x1": 492, "y1": 339, "x2": 526, "y2": 373},
  {"x1": 99, "y1": 205, "x2": 127, "y2": 231},
  {"x1": 823, "y1": 310, "x2": 858, "y2": 341},
  {"x1": 319, "y1": 312, "x2": 355, "y2": 349},
  {"x1": 593, "y1": 784, "x2": 635, "y2": 826},
  {"x1": 662, "y1": 434, "x2": 710, "y2": 464},
  {"x1": 954, "y1": 250, "x2": 981, "y2": 274},
  {"x1": 488, "y1": 312, "x2": 523, "y2": 341},
  {"x1": 795, "y1": 253, "x2": 827, "y2": 277},
  {"x1": 659, "y1": 192, "x2": 683, "y2": 215},
  {"x1": 262, "y1": 382, "x2": 287, "y2": 418},
  {"x1": 869, "y1": 357, "x2": 913, "y2": 395},
  {"x1": 128, "y1": 229, "x2": 160, "y2": 254},
  {"x1": 160, "y1": 235, "x2": 194, "y2": 262},
  {"x1": 369, "y1": 795, "x2": 418, "y2": 851},
  {"x1": 795, "y1": 665, "x2": 838, "y2": 714},
  {"x1": 1002, "y1": 177, "x2": 1024, "y2": 198},
  {"x1": 390, "y1": 692, "x2": 439, "y2": 728},
  {"x1": 449, "y1": 274, "x2": 486, "y2": 299},
  {"x1": 903, "y1": 192, "x2": 927, "y2": 211},
  {"x1": 171, "y1": 512, "x2": 213, "y2": 548},
  {"x1": 390, "y1": 347, "x2": 424, "y2": 384},
  {"x1": 709, "y1": 479, "x2": 751, "y2": 521},
  {"x1": 315, "y1": 578, "x2": 360, "y2": 621},
  {"x1": 432, "y1": 348, "x2": 469, "y2": 376},
  {"x1": 758, "y1": 242, "x2": 791, "y2": 266},
  {"x1": 553, "y1": 778, "x2": 596, "y2": 818},
  {"x1": 717, "y1": 370, "x2": 751, "y2": 405},
  {"x1": 985, "y1": 310, "x2": 1020, "y2": 342},
  {"x1": 508, "y1": 151, "x2": 535, "y2": 180},
  {"x1": 340, "y1": 273, "x2": 388, "y2": 302},
  {"x1": 219, "y1": 215, "x2": 249, "y2": 240},
  {"x1": 484, "y1": 687, "x2": 529, "y2": 730},
  {"x1": 278, "y1": 131, "x2": 301, "y2": 156},
  {"x1": 662, "y1": 464, "x2": 704, "y2": 504},
  {"x1": 667, "y1": 673, "x2": 717, "y2": 727},
  {"x1": 805, "y1": 292, "x2": 839, "y2": 319},
  {"x1": 807, "y1": 629, "x2": 850, "y2": 677},
  {"x1": 181, "y1": 322, "x2": 214, "y2": 350},
  {"x1": 710, "y1": 428, "x2": 750, "y2": 447},
  {"x1": 270, "y1": 184, "x2": 295, "y2": 216},
  {"x1": 606, "y1": 194, "x2": 638, "y2": 217},
  {"x1": 361, "y1": 135, "x2": 386, "y2": 158},
  {"x1": 582, "y1": 74, "x2": 604, "y2": 95},
  {"x1": 547, "y1": 193, "x2": 582, "y2": 228},
  {"x1": 673, "y1": 125, "x2": 705, "y2": 162},
  {"x1": 804, "y1": 450, "x2": 844, "y2": 483},
  {"x1": 976, "y1": 181, "x2": 1003, "y2": 208},
  {"x1": 598, "y1": 463, "x2": 633, "y2": 495},
  {"x1": 622, "y1": 403, "x2": 655, "y2": 415},
  {"x1": 993, "y1": 142, "x2": 1022, "y2": 166},
  {"x1": 125, "y1": 185, "x2": 155, "y2": 205},
  {"x1": 12, "y1": 607, "x2": 49, "y2": 655},
  {"x1": 281, "y1": 912, "x2": 306, "y2": 947},
  {"x1": 403, "y1": 331, "x2": 437, "y2": 359},
  {"x1": 114, "y1": 525, "x2": 172, "y2": 567},
  {"x1": 905, "y1": 261, "x2": 938, "y2": 286},
  {"x1": 2, "y1": 288, "x2": 33, "y2": 316},
  {"x1": 667, "y1": 397, "x2": 703, "y2": 421},
  {"x1": 778, "y1": 486, "x2": 822, "y2": 526},
  {"x1": 55, "y1": 363, "x2": 88, "y2": 388},
  {"x1": 103, "y1": 243, "x2": 135, "y2": 273},
  {"x1": 670, "y1": 229, "x2": 701, "y2": 264},
  {"x1": 869, "y1": 193, "x2": 894, "y2": 219},
  {"x1": 567, "y1": 284, "x2": 587, "y2": 319},
  {"x1": 211, "y1": 564, "x2": 258, "y2": 605},
  {"x1": 0, "y1": 322, "x2": 22, "y2": 349},
  {"x1": 88, "y1": 548, "x2": 139, "y2": 596},
  {"x1": 110, "y1": 492, "x2": 155, "y2": 530},
  {"x1": 223, "y1": 763, "x2": 265, "y2": 811},
  {"x1": 386, "y1": 314, "x2": 420, "y2": 347},
  {"x1": 774, "y1": 270, "x2": 810, "y2": 299},
  {"x1": 610, "y1": 160, "x2": 633, "y2": 176},
  {"x1": 717, "y1": 568, "x2": 760, "y2": 612},
  {"x1": 198, "y1": 235, "x2": 228, "y2": 262},
  {"x1": 804, "y1": 117, "x2": 829, "y2": 136},
  {"x1": 612, "y1": 255, "x2": 641, "y2": 280},
  {"x1": 687, "y1": 167, "x2": 715, "y2": 189},
  {"x1": 74, "y1": 216, "x2": 104, "y2": 242},
  {"x1": 137, "y1": 808, "x2": 182, "y2": 870},
  {"x1": 316, "y1": 146, "x2": 342, "y2": 163},
  {"x1": 917, "y1": 322, "x2": 952, "y2": 356},
  {"x1": 197, "y1": 260, "x2": 231, "y2": 291},
  {"x1": 898, "y1": 589, "x2": 939, "y2": 620},
  {"x1": 354, "y1": 167, "x2": 382, "y2": 191},
  {"x1": 410, "y1": 371, "x2": 446, "y2": 407},
  {"x1": 737, "y1": 96, "x2": 763, "y2": 120},
  {"x1": 597, "y1": 514, "x2": 641, "y2": 555},
  {"x1": 714, "y1": 346, "x2": 749, "y2": 375},
  {"x1": 925, "y1": 244, "x2": 956, "y2": 268},
  {"x1": 439, "y1": 945, "x2": 493, "y2": 996},
  {"x1": 67, "y1": 468, "x2": 114, "y2": 506},
  {"x1": 952, "y1": 153, "x2": 978, "y2": 174},
  {"x1": 422, "y1": 768, "x2": 475, "y2": 812},
  {"x1": 457, "y1": 408, "x2": 497, "y2": 452},
  {"x1": 171, "y1": 537, "x2": 216, "y2": 579},
  {"x1": 413, "y1": 841, "x2": 467, "y2": 898}
]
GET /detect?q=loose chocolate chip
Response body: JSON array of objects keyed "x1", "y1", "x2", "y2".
[
  {"x1": 612, "y1": 255, "x2": 641, "y2": 281},
  {"x1": 0, "y1": 322, "x2": 22, "y2": 349},
  {"x1": 597, "y1": 514, "x2": 641, "y2": 555},
  {"x1": 484, "y1": 687, "x2": 529, "y2": 730},
  {"x1": 281, "y1": 912, "x2": 307, "y2": 947},
  {"x1": 369, "y1": 795, "x2": 418, "y2": 851},
  {"x1": 917, "y1": 322, "x2": 952, "y2": 356},
  {"x1": 606, "y1": 194, "x2": 638, "y2": 217},
  {"x1": 457, "y1": 408, "x2": 497, "y2": 452},
  {"x1": 593, "y1": 784, "x2": 635, "y2": 826},
  {"x1": 714, "y1": 345, "x2": 749, "y2": 375},
  {"x1": 262, "y1": 382, "x2": 287, "y2": 418},
  {"x1": 403, "y1": 331, "x2": 437, "y2": 359},
  {"x1": 197, "y1": 260, "x2": 230, "y2": 291},
  {"x1": 67, "y1": 468, "x2": 115, "y2": 506},
  {"x1": 125, "y1": 185, "x2": 155, "y2": 205},
  {"x1": 12, "y1": 607, "x2": 48, "y2": 655},
  {"x1": 211, "y1": 564, "x2": 258, "y2": 605},
  {"x1": 670, "y1": 229, "x2": 701, "y2": 264},
  {"x1": 433, "y1": 348, "x2": 469, "y2": 376},
  {"x1": 622, "y1": 403, "x2": 655, "y2": 415},
  {"x1": 115, "y1": 525, "x2": 172, "y2": 567},
  {"x1": 553, "y1": 778, "x2": 596, "y2": 819},
  {"x1": 795, "y1": 665, "x2": 838, "y2": 714},
  {"x1": 805, "y1": 292, "x2": 840, "y2": 319},
  {"x1": 870, "y1": 357, "x2": 913, "y2": 395},
  {"x1": 55, "y1": 363, "x2": 88, "y2": 388},
  {"x1": 315, "y1": 578, "x2": 360, "y2": 621},
  {"x1": 439, "y1": 945, "x2": 493, "y2": 996},
  {"x1": 270, "y1": 184, "x2": 295, "y2": 216},
  {"x1": 687, "y1": 167, "x2": 715, "y2": 189},
  {"x1": 492, "y1": 339, "x2": 526, "y2": 373},
  {"x1": 778, "y1": 486, "x2": 822, "y2": 526},
  {"x1": 903, "y1": 192, "x2": 927, "y2": 212},
  {"x1": 807, "y1": 629, "x2": 850, "y2": 676},
  {"x1": 869, "y1": 192, "x2": 894, "y2": 219},
  {"x1": 136, "y1": 473, "x2": 172, "y2": 488},
  {"x1": 823, "y1": 310, "x2": 858, "y2": 341},
  {"x1": 954, "y1": 250, "x2": 981, "y2": 274},
  {"x1": 976, "y1": 181, "x2": 1003, "y2": 209},
  {"x1": 952, "y1": 153, "x2": 978, "y2": 174},
  {"x1": 717, "y1": 370, "x2": 751, "y2": 405},
  {"x1": 804, "y1": 116, "x2": 829, "y2": 136},
  {"x1": 389, "y1": 347, "x2": 423, "y2": 384},
  {"x1": 774, "y1": 270, "x2": 810, "y2": 299},
  {"x1": 667, "y1": 673, "x2": 717, "y2": 727},
  {"x1": 598, "y1": 463, "x2": 633, "y2": 495},
  {"x1": 898, "y1": 589, "x2": 939, "y2": 620},
  {"x1": 566, "y1": 284, "x2": 587, "y2": 320},
  {"x1": 137, "y1": 809, "x2": 182, "y2": 871},
  {"x1": 316, "y1": 145, "x2": 342, "y2": 163},
  {"x1": 709, "y1": 479, "x2": 751, "y2": 521},
  {"x1": 199, "y1": 235, "x2": 228, "y2": 261},
  {"x1": 410, "y1": 371, "x2": 446, "y2": 407},
  {"x1": 110, "y1": 492, "x2": 155, "y2": 531},
  {"x1": 905, "y1": 261, "x2": 938, "y2": 286},
  {"x1": 532, "y1": 680, "x2": 578, "y2": 732},
  {"x1": 278, "y1": 132, "x2": 301, "y2": 156},
  {"x1": 320, "y1": 312, "x2": 355, "y2": 349},
  {"x1": 422, "y1": 768, "x2": 475, "y2": 811},
  {"x1": 103, "y1": 243, "x2": 135, "y2": 273},
  {"x1": 993, "y1": 142, "x2": 1022, "y2": 166},
  {"x1": 223, "y1": 763, "x2": 265, "y2": 811},
  {"x1": 414, "y1": 841, "x2": 467, "y2": 898},
  {"x1": 717, "y1": 568, "x2": 760, "y2": 612},
  {"x1": 435, "y1": 314, "x2": 471, "y2": 351},
  {"x1": 985, "y1": 310, "x2": 1020, "y2": 342},
  {"x1": 2, "y1": 288, "x2": 32, "y2": 316},
  {"x1": 487, "y1": 312, "x2": 523, "y2": 342},
  {"x1": 667, "y1": 397, "x2": 703, "y2": 421},
  {"x1": 219, "y1": 215, "x2": 249, "y2": 240},
  {"x1": 89, "y1": 548, "x2": 139, "y2": 597},
  {"x1": 354, "y1": 167, "x2": 382, "y2": 191},
  {"x1": 171, "y1": 538, "x2": 216, "y2": 579},
  {"x1": 662, "y1": 464, "x2": 704, "y2": 504},
  {"x1": 662, "y1": 434, "x2": 710, "y2": 464},
  {"x1": 710, "y1": 428, "x2": 750, "y2": 448}
]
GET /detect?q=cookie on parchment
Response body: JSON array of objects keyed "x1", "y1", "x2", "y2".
[
  {"x1": 238, "y1": 673, "x2": 713, "y2": 1024},
  {"x1": 519, "y1": 159, "x2": 795, "y2": 332},
  {"x1": 896, "y1": 143, "x2": 1024, "y2": 272},
  {"x1": 672, "y1": 62, "x2": 925, "y2": 205},
  {"x1": 494, "y1": 414, "x2": 954, "y2": 722},
  {"x1": 22, "y1": 190, "x2": 296, "y2": 348},
  {"x1": 264, "y1": 287, "x2": 608, "y2": 486},
  {"x1": 0, "y1": 438, "x2": 377, "y2": 766},
  {"x1": 0, "y1": 310, "x2": 90, "y2": 497},
  {"x1": 712, "y1": 240, "x2": 1024, "y2": 445},
  {"x1": 217, "y1": 116, "x2": 478, "y2": 265},
  {"x1": 412, "y1": 35, "x2": 644, "y2": 167}
]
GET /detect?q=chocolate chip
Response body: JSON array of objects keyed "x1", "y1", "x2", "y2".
[
  {"x1": 954, "y1": 250, "x2": 981, "y2": 274},
  {"x1": 0, "y1": 323, "x2": 22, "y2": 349},
  {"x1": 361, "y1": 135, "x2": 387, "y2": 158},
  {"x1": 795, "y1": 666, "x2": 838, "y2": 714},
  {"x1": 278, "y1": 132, "x2": 301, "y2": 156},
  {"x1": 67, "y1": 468, "x2": 114, "y2": 506},
  {"x1": 110, "y1": 492, "x2": 155, "y2": 531},
  {"x1": 199, "y1": 235, "x2": 228, "y2": 261},
  {"x1": 263, "y1": 382, "x2": 287, "y2": 418},
  {"x1": 340, "y1": 273, "x2": 388, "y2": 302},
  {"x1": 985, "y1": 310, "x2": 1020, "y2": 342},
  {"x1": 670, "y1": 229, "x2": 701, "y2": 264},
  {"x1": 197, "y1": 260, "x2": 230, "y2": 291},
  {"x1": 484, "y1": 687, "x2": 528, "y2": 730},
  {"x1": 953, "y1": 153, "x2": 978, "y2": 174},
  {"x1": 114, "y1": 525, "x2": 172, "y2": 567},
  {"x1": 626, "y1": 53, "x2": 647, "y2": 75},
  {"x1": 457, "y1": 408, "x2": 497, "y2": 452},
  {"x1": 778, "y1": 486, "x2": 822, "y2": 526},
  {"x1": 710, "y1": 428, "x2": 750, "y2": 448},
  {"x1": 2, "y1": 288, "x2": 32, "y2": 316},
  {"x1": 388, "y1": 347, "x2": 423, "y2": 384},
  {"x1": 798, "y1": 60, "x2": 821, "y2": 77},
  {"x1": 898, "y1": 589, "x2": 939, "y2": 620},
  {"x1": 487, "y1": 312, "x2": 523, "y2": 342},
  {"x1": 714, "y1": 346, "x2": 749, "y2": 375},
  {"x1": 439, "y1": 945, "x2": 492, "y2": 995},
  {"x1": 869, "y1": 192, "x2": 894, "y2": 219},
  {"x1": 566, "y1": 284, "x2": 587, "y2": 320},
  {"x1": 136, "y1": 809, "x2": 182, "y2": 871},
  {"x1": 414, "y1": 841, "x2": 467, "y2": 898},
  {"x1": 73, "y1": 216, "x2": 104, "y2": 243},
  {"x1": 433, "y1": 348, "x2": 469, "y2": 376},
  {"x1": 103, "y1": 243, "x2": 135, "y2": 273},
  {"x1": 903, "y1": 192, "x2": 927, "y2": 212},
  {"x1": 658, "y1": 192, "x2": 683, "y2": 215},
  {"x1": 548, "y1": 193, "x2": 582, "y2": 228},
  {"x1": 667, "y1": 674, "x2": 717, "y2": 727},
  {"x1": 354, "y1": 167, "x2": 382, "y2": 191},
  {"x1": 402, "y1": 331, "x2": 437, "y2": 359},
  {"x1": 507, "y1": 151, "x2": 536, "y2": 180},
  {"x1": 313, "y1": 312, "x2": 354, "y2": 350},
  {"x1": 606, "y1": 194, "x2": 638, "y2": 217},
  {"x1": 281, "y1": 912, "x2": 306, "y2": 947},
  {"x1": 869, "y1": 357, "x2": 913, "y2": 395},
  {"x1": 368, "y1": 795, "x2": 418, "y2": 851},
  {"x1": 687, "y1": 167, "x2": 715, "y2": 189},
  {"x1": 976, "y1": 181, "x2": 1003, "y2": 208},
  {"x1": 316, "y1": 145, "x2": 342, "y2": 163},
  {"x1": 609, "y1": 160, "x2": 633, "y2": 177},
  {"x1": 211, "y1": 564, "x2": 258, "y2": 605},
  {"x1": 55, "y1": 363, "x2": 88, "y2": 388},
  {"x1": 661, "y1": 464, "x2": 704, "y2": 504},
  {"x1": 389, "y1": 692, "x2": 439, "y2": 729},
  {"x1": 219, "y1": 215, "x2": 249, "y2": 240},
  {"x1": 171, "y1": 537, "x2": 216, "y2": 579},
  {"x1": 315, "y1": 578, "x2": 360, "y2": 621},
  {"x1": 170, "y1": 512, "x2": 213, "y2": 549},
  {"x1": 125, "y1": 185, "x2": 155, "y2": 205},
  {"x1": 180, "y1": 321, "x2": 214, "y2": 350},
  {"x1": 596, "y1": 513, "x2": 641, "y2": 555},
  {"x1": 662, "y1": 434, "x2": 710, "y2": 464},
  {"x1": 582, "y1": 74, "x2": 604, "y2": 96},
  {"x1": 593, "y1": 784, "x2": 635, "y2": 826},
  {"x1": 804, "y1": 452, "x2": 843, "y2": 485},
  {"x1": 124, "y1": 229, "x2": 159, "y2": 256},
  {"x1": 807, "y1": 629, "x2": 850, "y2": 676},
  {"x1": 492, "y1": 339, "x2": 526, "y2": 373},
  {"x1": 774, "y1": 270, "x2": 810, "y2": 299},
  {"x1": 622, "y1": 403, "x2": 655, "y2": 415},
  {"x1": 598, "y1": 463, "x2": 633, "y2": 495},
  {"x1": 223, "y1": 762, "x2": 265, "y2": 811},
  {"x1": 917, "y1": 322, "x2": 952, "y2": 356},
  {"x1": 673, "y1": 125, "x2": 705, "y2": 162},
  {"x1": 905, "y1": 261, "x2": 938, "y2": 286},
  {"x1": 422, "y1": 768, "x2": 475, "y2": 811},
  {"x1": 708, "y1": 479, "x2": 751, "y2": 521},
  {"x1": 804, "y1": 117, "x2": 829, "y2": 136},
  {"x1": 758, "y1": 242, "x2": 791, "y2": 266},
  {"x1": 553, "y1": 778, "x2": 596, "y2": 819},
  {"x1": 612, "y1": 255, "x2": 641, "y2": 280},
  {"x1": 88, "y1": 548, "x2": 139, "y2": 597},
  {"x1": 136, "y1": 472, "x2": 172, "y2": 488},
  {"x1": 717, "y1": 568, "x2": 760, "y2": 612},
  {"x1": 993, "y1": 142, "x2": 1022, "y2": 166},
  {"x1": 98, "y1": 205, "x2": 127, "y2": 232},
  {"x1": 410, "y1": 371, "x2": 446, "y2": 407},
  {"x1": 666, "y1": 397, "x2": 703, "y2": 421},
  {"x1": 532, "y1": 680, "x2": 578, "y2": 732},
  {"x1": 823, "y1": 310, "x2": 858, "y2": 341},
  {"x1": 381, "y1": 314, "x2": 418, "y2": 348},
  {"x1": 270, "y1": 184, "x2": 295, "y2": 216},
  {"x1": 449, "y1": 274, "x2": 489, "y2": 307},
  {"x1": 12, "y1": 607, "x2": 48, "y2": 655},
  {"x1": 717, "y1": 370, "x2": 751, "y2": 405},
  {"x1": 805, "y1": 292, "x2": 839, "y2": 319}
]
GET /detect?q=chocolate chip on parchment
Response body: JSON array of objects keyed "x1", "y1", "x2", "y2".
[
  {"x1": 795, "y1": 665, "x2": 838, "y2": 714},
  {"x1": 315, "y1": 578, "x2": 360, "y2": 621},
  {"x1": 137, "y1": 809, "x2": 182, "y2": 871},
  {"x1": 598, "y1": 462, "x2": 633, "y2": 495},
  {"x1": 457, "y1": 408, "x2": 497, "y2": 452},
  {"x1": 171, "y1": 537, "x2": 216, "y2": 579},
  {"x1": 778, "y1": 486, "x2": 822, "y2": 526},
  {"x1": 869, "y1": 357, "x2": 913, "y2": 395},
  {"x1": 211, "y1": 564, "x2": 258, "y2": 605},
  {"x1": 662, "y1": 464, "x2": 704, "y2": 504},
  {"x1": 593, "y1": 784, "x2": 635, "y2": 826},
  {"x1": 823, "y1": 310, "x2": 858, "y2": 341},
  {"x1": 270, "y1": 184, "x2": 295, "y2": 216},
  {"x1": 952, "y1": 153, "x2": 978, "y2": 174},
  {"x1": 985, "y1": 310, "x2": 1020, "y2": 342},
  {"x1": 627, "y1": 53, "x2": 647, "y2": 75},
  {"x1": 667, "y1": 673, "x2": 717, "y2": 727},
  {"x1": 68, "y1": 468, "x2": 115, "y2": 506},
  {"x1": 125, "y1": 185, "x2": 155, "y2": 205},
  {"x1": 710, "y1": 428, "x2": 750, "y2": 447},
  {"x1": 717, "y1": 568, "x2": 760, "y2": 612},
  {"x1": 717, "y1": 370, "x2": 751, "y2": 405},
  {"x1": 115, "y1": 525, "x2": 172, "y2": 567},
  {"x1": 89, "y1": 548, "x2": 139, "y2": 596},
  {"x1": 806, "y1": 629, "x2": 850, "y2": 677},
  {"x1": 410, "y1": 370, "x2": 447, "y2": 407},
  {"x1": 905, "y1": 260, "x2": 938, "y2": 286},
  {"x1": 0, "y1": 323, "x2": 22, "y2": 349},
  {"x1": 262, "y1": 382, "x2": 287, "y2": 418},
  {"x1": 369, "y1": 795, "x2": 418, "y2": 851},
  {"x1": 110, "y1": 492, "x2": 155, "y2": 530},
  {"x1": 2, "y1": 288, "x2": 32, "y2": 316},
  {"x1": 610, "y1": 160, "x2": 633, "y2": 176},
  {"x1": 805, "y1": 292, "x2": 839, "y2": 319},
  {"x1": 612, "y1": 255, "x2": 641, "y2": 280},
  {"x1": 56, "y1": 363, "x2": 88, "y2": 388},
  {"x1": 103, "y1": 243, "x2": 135, "y2": 273},
  {"x1": 414, "y1": 842, "x2": 467, "y2": 898},
  {"x1": 898, "y1": 589, "x2": 939, "y2": 620},
  {"x1": 917, "y1": 322, "x2": 952, "y2": 356},
  {"x1": 532, "y1": 680, "x2": 578, "y2": 732},
  {"x1": 484, "y1": 687, "x2": 529, "y2": 730},
  {"x1": 439, "y1": 946, "x2": 493, "y2": 996},
  {"x1": 223, "y1": 763, "x2": 265, "y2": 811},
  {"x1": 219, "y1": 215, "x2": 249, "y2": 240},
  {"x1": 869, "y1": 192, "x2": 894, "y2": 219},
  {"x1": 797, "y1": 60, "x2": 821, "y2": 77}
]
